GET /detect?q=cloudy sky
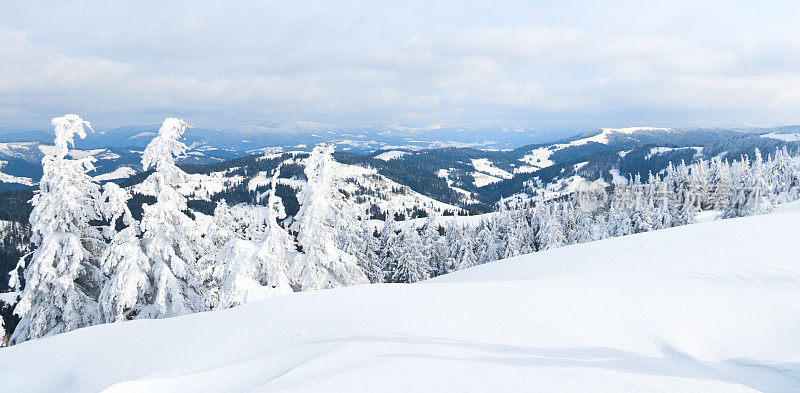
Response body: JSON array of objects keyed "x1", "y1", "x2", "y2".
[{"x1": 1, "y1": 0, "x2": 800, "y2": 132}]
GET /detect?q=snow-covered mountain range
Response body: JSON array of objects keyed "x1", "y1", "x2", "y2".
[
  {"x1": 0, "y1": 121, "x2": 550, "y2": 152},
  {"x1": 3, "y1": 124, "x2": 800, "y2": 206}
]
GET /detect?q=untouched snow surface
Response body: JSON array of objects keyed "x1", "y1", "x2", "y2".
[
  {"x1": 761, "y1": 132, "x2": 800, "y2": 142},
  {"x1": 470, "y1": 158, "x2": 512, "y2": 187},
  {"x1": 374, "y1": 150, "x2": 409, "y2": 161},
  {"x1": 2, "y1": 210, "x2": 800, "y2": 392},
  {"x1": 645, "y1": 146, "x2": 703, "y2": 160},
  {"x1": 93, "y1": 166, "x2": 137, "y2": 182},
  {"x1": 470, "y1": 171, "x2": 504, "y2": 187},
  {"x1": 470, "y1": 158, "x2": 512, "y2": 179}
]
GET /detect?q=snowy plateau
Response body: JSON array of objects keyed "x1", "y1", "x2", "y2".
[{"x1": 2, "y1": 204, "x2": 800, "y2": 392}]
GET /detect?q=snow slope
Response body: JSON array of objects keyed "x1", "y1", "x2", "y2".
[
  {"x1": 247, "y1": 158, "x2": 463, "y2": 216},
  {"x1": 374, "y1": 150, "x2": 409, "y2": 161},
  {"x1": 93, "y1": 166, "x2": 137, "y2": 182},
  {"x1": 470, "y1": 158, "x2": 513, "y2": 187},
  {"x1": 761, "y1": 132, "x2": 800, "y2": 142},
  {"x1": 470, "y1": 171, "x2": 504, "y2": 187},
  {"x1": 2, "y1": 211, "x2": 800, "y2": 392},
  {"x1": 646, "y1": 146, "x2": 703, "y2": 159},
  {"x1": 518, "y1": 127, "x2": 672, "y2": 172},
  {"x1": 0, "y1": 160, "x2": 35, "y2": 186},
  {"x1": 471, "y1": 158, "x2": 512, "y2": 179}
]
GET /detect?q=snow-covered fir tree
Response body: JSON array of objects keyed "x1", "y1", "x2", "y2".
[
  {"x1": 387, "y1": 226, "x2": 431, "y2": 283},
  {"x1": 207, "y1": 170, "x2": 295, "y2": 309},
  {"x1": 691, "y1": 159, "x2": 710, "y2": 209},
  {"x1": 569, "y1": 207, "x2": 596, "y2": 244},
  {"x1": 351, "y1": 220, "x2": 383, "y2": 283},
  {"x1": 503, "y1": 210, "x2": 530, "y2": 258},
  {"x1": 605, "y1": 199, "x2": 632, "y2": 238},
  {"x1": 675, "y1": 161, "x2": 700, "y2": 225},
  {"x1": 535, "y1": 203, "x2": 566, "y2": 250},
  {"x1": 769, "y1": 147, "x2": 797, "y2": 204},
  {"x1": 706, "y1": 158, "x2": 731, "y2": 210},
  {"x1": 137, "y1": 118, "x2": 207, "y2": 317},
  {"x1": 203, "y1": 201, "x2": 245, "y2": 256},
  {"x1": 98, "y1": 183, "x2": 151, "y2": 322},
  {"x1": 250, "y1": 166, "x2": 295, "y2": 298},
  {"x1": 474, "y1": 220, "x2": 500, "y2": 264},
  {"x1": 442, "y1": 221, "x2": 465, "y2": 273},
  {"x1": 560, "y1": 202, "x2": 577, "y2": 241},
  {"x1": 378, "y1": 214, "x2": 401, "y2": 280},
  {"x1": 339, "y1": 201, "x2": 381, "y2": 283},
  {"x1": 651, "y1": 176, "x2": 673, "y2": 230},
  {"x1": 208, "y1": 239, "x2": 261, "y2": 308},
  {"x1": 291, "y1": 144, "x2": 368, "y2": 290},
  {"x1": 421, "y1": 218, "x2": 447, "y2": 276},
  {"x1": 202, "y1": 200, "x2": 269, "y2": 309},
  {"x1": 10, "y1": 114, "x2": 103, "y2": 343},
  {"x1": 626, "y1": 174, "x2": 654, "y2": 234},
  {"x1": 205, "y1": 200, "x2": 267, "y2": 247},
  {"x1": 455, "y1": 227, "x2": 478, "y2": 271},
  {"x1": 632, "y1": 197, "x2": 656, "y2": 234},
  {"x1": 742, "y1": 149, "x2": 773, "y2": 216}
]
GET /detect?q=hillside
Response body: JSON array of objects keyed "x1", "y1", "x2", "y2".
[
  {"x1": 4, "y1": 125, "x2": 800, "y2": 206},
  {"x1": 2, "y1": 207, "x2": 799, "y2": 392}
]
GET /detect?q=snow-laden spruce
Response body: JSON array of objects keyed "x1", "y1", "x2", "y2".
[
  {"x1": 385, "y1": 220, "x2": 430, "y2": 283},
  {"x1": 207, "y1": 166, "x2": 294, "y2": 309},
  {"x1": 536, "y1": 203, "x2": 566, "y2": 250},
  {"x1": 9, "y1": 115, "x2": 103, "y2": 343},
  {"x1": 291, "y1": 144, "x2": 368, "y2": 290},
  {"x1": 474, "y1": 220, "x2": 500, "y2": 264},
  {"x1": 253, "y1": 166, "x2": 295, "y2": 294},
  {"x1": 97, "y1": 183, "x2": 150, "y2": 322},
  {"x1": 339, "y1": 212, "x2": 381, "y2": 283},
  {"x1": 136, "y1": 118, "x2": 208, "y2": 317}
]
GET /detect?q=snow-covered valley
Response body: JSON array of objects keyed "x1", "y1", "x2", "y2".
[{"x1": 2, "y1": 207, "x2": 799, "y2": 392}]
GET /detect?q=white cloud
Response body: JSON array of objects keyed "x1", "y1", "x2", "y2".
[{"x1": 1, "y1": 1, "x2": 800, "y2": 129}]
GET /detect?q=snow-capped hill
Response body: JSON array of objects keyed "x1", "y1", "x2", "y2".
[
  {"x1": 601, "y1": 126, "x2": 672, "y2": 134},
  {"x1": 92, "y1": 166, "x2": 137, "y2": 182},
  {"x1": 644, "y1": 146, "x2": 703, "y2": 160},
  {"x1": 470, "y1": 158, "x2": 512, "y2": 187},
  {"x1": 127, "y1": 131, "x2": 156, "y2": 140},
  {"x1": 373, "y1": 150, "x2": 410, "y2": 161},
  {"x1": 761, "y1": 132, "x2": 800, "y2": 142},
  {"x1": 246, "y1": 155, "x2": 464, "y2": 217},
  {"x1": 3, "y1": 209, "x2": 799, "y2": 392},
  {"x1": 0, "y1": 159, "x2": 35, "y2": 186},
  {"x1": 269, "y1": 120, "x2": 338, "y2": 134},
  {"x1": 0, "y1": 142, "x2": 146, "y2": 190},
  {"x1": 225, "y1": 121, "x2": 338, "y2": 137},
  {"x1": 433, "y1": 203, "x2": 800, "y2": 285},
  {"x1": 513, "y1": 127, "x2": 672, "y2": 173},
  {"x1": 0, "y1": 142, "x2": 40, "y2": 159}
]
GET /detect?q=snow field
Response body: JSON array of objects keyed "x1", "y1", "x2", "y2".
[{"x1": 2, "y1": 208, "x2": 800, "y2": 392}]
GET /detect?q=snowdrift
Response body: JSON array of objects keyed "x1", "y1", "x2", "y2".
[{"x1": 2, "y1": 210, "x2": 800, "y2": 392}]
